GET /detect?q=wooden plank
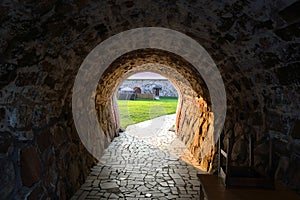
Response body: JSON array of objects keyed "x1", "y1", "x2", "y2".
[
  {"x1": 249, "y1": 134, "x2": 254, "y2": 167},
  {"x1": 221, "y1": 149, "x2": 227, "y2": 157},
  {"x1": 197, "y1": 174, "x2": 300, "y2": 200}
]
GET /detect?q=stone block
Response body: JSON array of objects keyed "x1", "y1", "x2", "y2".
[
  {"x1": 267, "y1": 111, "x2": 282, "y2": 132},
  {"x1": 7, "y1": 106, "x2": 32, "y2": 129},
  {"x1": 20, "y1": 145, "x2": 42, "y2": 187},
  {"x1": 28, "y1": 187, "x2": 45, "y2": 200},
  {"x1": 15, "y1": 72, "x2": 39, "y2": 87},
  {"x1": 0, "y1": 131, "x2": 12, "y2": 154},
  {"x1": 275, "y1": 22, "x2": 300, "y2": 41},
  {"x1": 275, "y1": 63, "x2": 300, "y2": 85},
  {"x1": 259, "y1": 52, "x2": 280, "y2": 69},
  {"x1": 291, "y1": 119, "x2": 300, "y2": 139},
  {"x1": 278, "y1": 1, "x2": 300, "y2": 23},
  {"x1": 0, "y1": 64, "x2": 17, "y2": 89},
  {"x1": 0, "y1": 107, "x2": 5, "y2": 121},
  {"x1": 0, "y1": 159, "x2": 15, "y2": 199},
  {"x1": 36, "y1": 129, "x2": 52, "y2": 153},
  {"x1": 249, "y1": 112, "x2": 263, "y2": 125},
  {"x1": 45, "y1": 154, "x2": 58, "y2": 191},
  {"x1": 231, "y1": 136, "x2": 247, "y2": 164},
  {"x1": 31, "y1": 105, "x2": 48, "y2": 129},
  {"x1": 233, "y1": 122, "x2": 243, "y2": 137}
]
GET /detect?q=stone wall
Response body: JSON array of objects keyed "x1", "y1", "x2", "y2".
[
  {"x1": 176, "y1": 96, "x2": 215, "y2": 172},
  {"x1": 0, "y1": 74, "x2": 96, "y2": 199},
  {"x1": 96, "y1": 54, "x2": 214, "y2": 173},
  {"x1": 0, "y1": 0, "x2": 299, "y2": 198},
  {"x1": 120, "y1": 79, "x2": 178, "y2": 97}
]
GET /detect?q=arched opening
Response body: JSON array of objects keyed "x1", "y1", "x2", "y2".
[
  {"x1": 133, "y1": 87, "x2": 141, "y2": 94},
  {"x1": 116, "y1": 72, "x2": 179, "y2": 130},
  {"x1": 95, "y1": 49, "x2": 214, "y2": 171},
  {"x1": 72, "y1": 27, "x2": 227, "y2": 199}
]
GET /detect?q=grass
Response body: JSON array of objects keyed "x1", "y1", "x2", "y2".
[{"x1": 117, "y1": 97, "x2": 178, "y2": 129}]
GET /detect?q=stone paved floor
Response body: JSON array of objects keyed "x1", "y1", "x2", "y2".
[{"x1": 72, "y1": 115, "x2": 205, "y2": 199}]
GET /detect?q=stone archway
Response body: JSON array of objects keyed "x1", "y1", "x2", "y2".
[
  {"x1": 133, "y1": 87, "x2": 141, "y2": 94},
  {"x1": 96, "y1": 57, "x2": 214, "y2": 170},
  {"x1": 72, "y1": 28, "x2": 226, "y2": 172},
  {"x1": 2, "y1": 1, "x2": 300, "y2": 198}
]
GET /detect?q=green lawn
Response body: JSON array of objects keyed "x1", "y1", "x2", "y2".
[{"x1": 117, "y1": 97, "x2": 178, "y2": 129}]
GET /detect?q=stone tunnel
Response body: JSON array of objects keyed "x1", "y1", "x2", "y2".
[
  {"x1": 95, "y1": 49, "x2": 214, "y2": 171},
  {"x1": 0, "y1": 0, "x2": 299, "y2": 199}
]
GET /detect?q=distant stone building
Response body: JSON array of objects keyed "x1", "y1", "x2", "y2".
[{"x1": 119, "y1": 72, "x2": 178, "y2": 97}]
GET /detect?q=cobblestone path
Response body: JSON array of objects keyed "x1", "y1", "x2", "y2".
[{"x1": 72, "y1": 115, "x2": 205, "y2": 199}]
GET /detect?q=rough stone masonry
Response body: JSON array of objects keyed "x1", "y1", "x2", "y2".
[{"x1": 0, "y1": 0, "x2": 299, "y2": 199}]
